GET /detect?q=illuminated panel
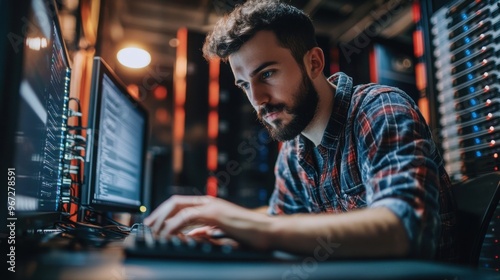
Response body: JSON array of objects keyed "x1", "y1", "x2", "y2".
[
  {"x1": 173, "y1": 27, "x2": 188, "y2": 175},
  {"x1": 206, "y1": 58, "x2": 220, "y2": 196},
  {"x1": 430, "y1": 0, "x2": 499, "y2": 181},
  {"x1": 413, "y1": 0, "x2": 429, "y2": 124}
]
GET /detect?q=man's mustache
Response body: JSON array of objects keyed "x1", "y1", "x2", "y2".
[{"x1": 258, "y1": 103, "x2": 286, "y2": 118}]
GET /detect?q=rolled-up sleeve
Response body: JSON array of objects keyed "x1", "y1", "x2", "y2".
[{"x1": 355, "y1": 88, "x2": 440, "y2": 258}]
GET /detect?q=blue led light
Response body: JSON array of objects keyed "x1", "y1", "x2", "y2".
[
  {"x1": 475, "y1": 138, "x2": 481, "y2": 144},
  {"x1": 476, "y1": 151, "x2": 482, "y2": 157},
  {"x1": 465, "y1": 49, "x2": 471, "y2": 56},
  {"x1": 470, "y1": 99, "x2": 477, "y2": 106},
  {"x1": 472, "y1": 112, "x2": 478, "y2": 119},
  {"x1": 463, "y1": 25, "x2": 469, "y2": 32},
  {"x1": 466, "y1": 61, "x2": 472, "y2": 68},
  {"x1": 473, "y1": 125, "x2": 479, "y2": 132},
  {"x1": 461, "y1": 13, "x2": 467, "y2": 20},
  {"x1": 469, "y1": 86, "x2": 475, "y2": 93},
  {"x1": 468, "y1": 73, "x2": 474, "y2": 80},
  {"x1": 465, "y1": 37, "x2": 471, "y2": 44}
]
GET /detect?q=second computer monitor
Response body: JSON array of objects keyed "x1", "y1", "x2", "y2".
[{"x1": 82, "y1": 57, "x2": 149, "y2": 214}]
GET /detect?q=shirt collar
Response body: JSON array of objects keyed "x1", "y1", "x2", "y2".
[{"x1": 297, "y1": 72, "x2": 354, "y2": 150}]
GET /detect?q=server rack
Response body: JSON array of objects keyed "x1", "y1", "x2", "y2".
[
  {"x1": 427, "y1": 0, "x2": 499, "y2": 181},
  {"x1": 422, "y1": 0, "x2": 500, "y2": 272}
]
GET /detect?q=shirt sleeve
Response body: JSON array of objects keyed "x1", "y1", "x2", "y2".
[{"x1": 354, "y1": 86, "x2": 441, "y2": 259}]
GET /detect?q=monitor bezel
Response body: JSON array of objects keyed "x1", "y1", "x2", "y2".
[{"x1": 82, "y1": 56, "x2": 149, "y2": 214}]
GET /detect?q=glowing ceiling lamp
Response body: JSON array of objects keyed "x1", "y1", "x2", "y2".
[{"x1": 117, "y1": 47, "x2": 151, "y2": 68}]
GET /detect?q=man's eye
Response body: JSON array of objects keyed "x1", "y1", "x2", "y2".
[{"x1": 261, "y1": 71, "x2": 273, "y2": 79}]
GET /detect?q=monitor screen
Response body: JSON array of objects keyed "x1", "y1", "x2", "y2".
[
  {"x1": 82, "y1": 57, "x2": 148, "y2": 213},
  {"x1": 14, "y1": 0, "x2": 71, "y2": 214}
]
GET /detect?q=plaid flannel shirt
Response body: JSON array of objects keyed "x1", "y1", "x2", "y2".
[{"x1": 268, "y1": 72, "x2": 458, "y2": 262}]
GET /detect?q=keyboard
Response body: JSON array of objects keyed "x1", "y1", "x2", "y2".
[{"x1": 123, "y1": 224, "x2": 276, "y2": 261}]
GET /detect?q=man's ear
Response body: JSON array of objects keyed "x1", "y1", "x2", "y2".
[{"x1": 304, "y1": 47, "x2": 325, "y2": 79}]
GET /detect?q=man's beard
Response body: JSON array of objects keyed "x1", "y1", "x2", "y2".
[{"x1": 257, "y1": 72, "x2": 319, "y2": 142}]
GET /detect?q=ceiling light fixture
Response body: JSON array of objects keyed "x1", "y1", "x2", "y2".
[{"x1": 117, "y1": 47, "x2": 151, "y2": 68}]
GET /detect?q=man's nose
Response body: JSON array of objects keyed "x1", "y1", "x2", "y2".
[{"x1": 247, "y1": 83, "x2": 269, "y2": 107}]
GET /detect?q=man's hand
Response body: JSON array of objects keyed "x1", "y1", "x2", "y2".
[
  {"x1": 143, "y1": 195, "x2": 272, "y2": 250},
  {"x1": 144, "y1": 195, "x2": 409, "y2": 257}
]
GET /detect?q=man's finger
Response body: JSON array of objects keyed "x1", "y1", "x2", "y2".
[
  {"x1": 159, "y1": 206, "x2": 205, "y2": 238},
  {"x1": 145, "y1": 195, "x2": 211, "y2": 233}
]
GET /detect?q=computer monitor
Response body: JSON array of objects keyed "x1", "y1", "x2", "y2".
[
  {"x1": 81, "y1": 57, "x2": 149, "y2": 215},
  {"x1": 11, "y1": 0, "x2": 71, "y2": 214}
]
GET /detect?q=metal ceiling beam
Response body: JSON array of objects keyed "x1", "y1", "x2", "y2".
[
  {"x1": 325, "y1": 0, "x2": 412, "y2": 43},
  {"x1": 322, "y1": 0, "x2": 381, "y2": 43}
]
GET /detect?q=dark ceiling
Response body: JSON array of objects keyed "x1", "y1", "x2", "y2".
[{"x1": 97, "y1": 0, "x2": 414, "y2": 81}]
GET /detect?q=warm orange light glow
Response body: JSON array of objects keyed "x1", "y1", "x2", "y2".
[
  {"x1": 154, "y1": 85, "x2": 167, "y2": 100},
  {"x1": 209, "y1": 59, "x2": 220, "y2": 107},
  {"x1": 206, "y1": 58, "x2": 220, "y2": 196},
  {"x1": 206, "y1": 176, "x2": 218, "y2": 197},
  {"x1": 127, "y1": 84, "x2": 139, "y2": 99},
  {"x1": 418, "y1": 96, "x2": 430, "y2": 125},
  {"x1": 209, "y1": 82, "x2": 220, "y2": 107},
  {"x1": 415, "y1": 63, "x2": 427, "y2": 90},
  {"x1": 173, "y1": 108, "x2": 185, "y2": 142},
  {"x1": 413, "y1": 29, "x2": 424, "y2": 57},
  {"x1": 173, "y1": 106, "x2": 185, "y2": 173},
  {"x1": 173, "y1": 27, "x2": 188, "y2": 174},
  {"x1": 207, "y1": 145, "x2": 218, "y2": 171},
  {"x1": 174, "y1": 28, "x2": 188, "y2": 106},
  {"x1": 412, "y1": 1, "x2": 421, "y2": 22},
  {"x1": 117, "y1": 47, "x2": 151, "y2": 68},
  {"x1": 208, "y1": 111, "x2": 219, "y2": 139},
  {"x1": 175, "y1": 59, "x2": 187, "y2": 106}
]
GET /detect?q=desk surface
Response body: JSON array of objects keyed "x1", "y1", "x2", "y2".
[{"x1": 14, "y1": 242, "x2": 499, "y2": 280}]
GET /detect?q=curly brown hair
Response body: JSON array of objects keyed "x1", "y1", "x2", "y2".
[{"x1": 202, "y1": 0, "x2": 318, "y2": 65}]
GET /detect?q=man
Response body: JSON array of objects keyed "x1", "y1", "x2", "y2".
[{"x1": 145, "y1": 0, "x2": 458, "y2": 261}]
